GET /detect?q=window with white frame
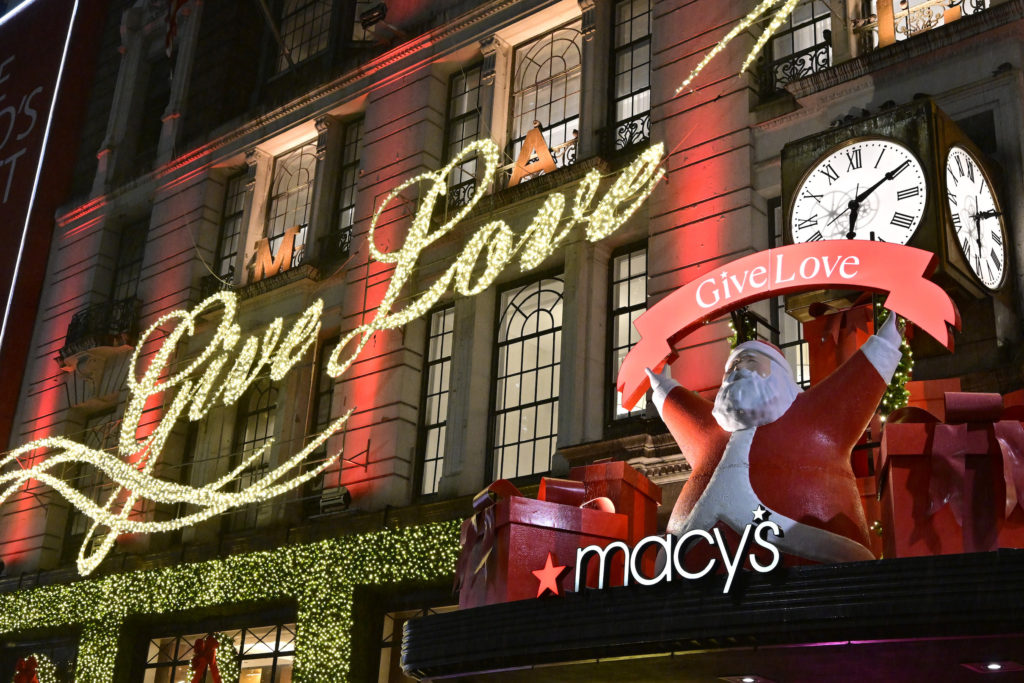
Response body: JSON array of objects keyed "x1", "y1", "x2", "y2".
[
  {"x1": 445, "y1": 64, "x2": 483, "y2": 209},
  {"x1": 419, "y1": 306, "x2": 454, "y2": 495},
  {"x1": 508, "y1": 21, "x2": 583, "y2": 180},
  {"x1": 225, "y1": 378, "x2": 279, "y2": 531},
  {"x1": 143, "y1": 622, "x2": 296, "y2": 682},
  {"x1": 214, "y1": 172, "x2": 246, "y2": 285},
  {"x1": 276, "y1": 0, "x2": 333, "y2": 72},
  {"x1": 866, "y1": 0, "x2": 989, "y2": 45},
  {"x1": 612, "y1": 0, "x2": 651, "y2": 151},
  {"x1": 492, "y1": 277, "x2": 563, "y2": 480},
  {"x1": 611, "y1": 247, "x2": 647, "y2": 418},
  {"x1": 266, "y1": 142, "x2": 317, "y2": 268},
  {"x1": 764, "y1": 0, "x2": 832, "y2": 92}
]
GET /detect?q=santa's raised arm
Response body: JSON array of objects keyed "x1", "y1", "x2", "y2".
[{"x1": 647, "y1": 313, "x2": 903, "y2": 564}]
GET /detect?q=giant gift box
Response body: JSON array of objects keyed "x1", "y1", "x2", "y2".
[
  {"x1": 456, "y1": 475, "x2": 631, "y2": 609},
  {"x1": 879, "y1": 392, "x2": 1024, "y2": 558},
  {"x1": 569, "y1": 459, "x2": 661, "y2": 544},
  {"x1": 802, "y1": 300, "x2": 874, "y2": 387}
]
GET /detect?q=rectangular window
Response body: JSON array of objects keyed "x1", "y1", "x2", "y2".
[
  {"x1": 612, "y1": 0, "x2": 651, "y2": 151},
  {"x1": 225, "y1": 377, "x2": 279, "y2": 531},
  {"x1": 277, "y1": 0, "x2": 332, "y2": 72},
  {"x1": 764, "y1": 0, "x2": 832, "y2": 92},
  {"x1": 419, "y1": 306, "x2": 454, "y2": 495},
  {"x1": 337, "y1": 117, "x2": 364, "y2": 236},
  {"x1": 143, "y1": 622, "x2": 296, "y2": 682},
  {"x1": 769, "y1": 199, "x2": 810, "y2": 387},
  {"x1": 864, "y1": 0, "x2": 989, "y2": 48},
  {"x1": 267, "y1": 142, "x2": 318, "y2": 268},
  {"x1": 304, "y1": 336, "x2": 337, "y2": 515},
  {"x1": 351, "y1": 0, "x2": 377, "y2": 41},
  {"x1": 215, "y1": 172, "x2": 246, "y2": 285},
  {"x1": 64, "y1": 411, "x2": 118, "y2": 557},
  {"x1": 445, "y1": 64, "x2": 483, "y2": 209},
  {"x1": 492, "y1": 277, "x2": 563, "y2": 480},
  {"x1": 611, "y1": 247, "x2": 647, "y2": 418},
  {"x1": 508, "y1": 22, "x2": 583, "y2": 182},
  {"x1": 112, "y1": 219, "x2": 147, "y2": 302}
]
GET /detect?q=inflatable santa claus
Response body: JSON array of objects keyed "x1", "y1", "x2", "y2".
[{"x1": 646, "y1": 312, "x2": 903, "y2": 564}]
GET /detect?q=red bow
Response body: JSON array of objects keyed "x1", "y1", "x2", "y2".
[
  {"x1": 13, "y1": 656, "x2": 38, "y2": 683},
  {"x1": 189, "y1": 636, "x2": 222, "y2": 683}
]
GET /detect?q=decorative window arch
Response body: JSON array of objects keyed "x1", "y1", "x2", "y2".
[
  {"x1": 266, "y1": 143, "x2": 318, "y2": 268},
  {"x1": 509, "y1": 22, "x2": 583, "y2": 178},
  {"x1": 492, "y1": 277, "x2": 564, "y2": 480}
]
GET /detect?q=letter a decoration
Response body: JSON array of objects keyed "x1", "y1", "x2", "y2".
[
  {"x1": 508, "y1": 125, "x2": 559, "y2": 186},
  {"x1": 617, "y1": 242, "x2": 961, "y2": 409}
]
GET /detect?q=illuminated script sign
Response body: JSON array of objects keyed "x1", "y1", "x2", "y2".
[{"x1": 0, "y1": 139, "x2": 664, "y2": 575}]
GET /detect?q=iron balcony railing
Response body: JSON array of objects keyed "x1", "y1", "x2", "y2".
[{"x1": 58, "y1": 297, "x2": 140, "y2": 365}]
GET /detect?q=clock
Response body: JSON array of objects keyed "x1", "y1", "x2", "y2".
[
  {"x1": 944, "y1": 144, "x2": 1007, "y2": 290},
  {"x1": 790, "y1": 138, "x2": 927, "y2": 245}
]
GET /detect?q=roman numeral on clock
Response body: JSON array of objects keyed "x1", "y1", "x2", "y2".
[
  {"x1": 947, "y1": 191, "x2": 957, "y2": 206},
  {"x1": 805, "y1": 230, "x2": 823, "y2": 242},
  {"x1": 890, "y1": 212, "x2": 915, "y2": 230},
  {"x1": 818, "y1": 164, "x2": 839, "y2": 184},
  {"x1": 992, "y1": 231, "x2": 1003, "y2": 246},
  {"x1": 802, "y1": 190, "x2": 823, "y2": 203},
  {"x1": 795, "y1": 215, "x2": 818, "y2": 231},
  {"x1": 990, "y1": 249, "x2": 1002, "y2": 271},
  {"x1": 846, "y1": 148, "x2": 862, "y2": 171},
  {"x1": 951, "y1": 213, "x2": 962, "y2": 231},
  {"x1": 897, "y1": 186, "x2": 920, "y2": 200}
]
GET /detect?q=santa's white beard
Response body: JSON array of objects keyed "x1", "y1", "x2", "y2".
[{"x1": 712, "y1": 367, "x2": 800, "y2": 432}]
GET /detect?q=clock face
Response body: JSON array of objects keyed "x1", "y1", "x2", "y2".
[
  {"x1": 945, "y1": 145, "x2": 1006, "y2": 290},
  {"x1": 790, "y1": 139, "x2": 928, "y2": 245}
]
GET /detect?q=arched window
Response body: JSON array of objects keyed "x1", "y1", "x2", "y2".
[
  {"x1": 266, "y1": 142, "x2": 318, "y2": 267},
  {"x1": 509, "y1": 22, "x2": 583, "y2": 178},
  {"x1": 492, "y1": 277, "x2": 564, "y2": 479}
]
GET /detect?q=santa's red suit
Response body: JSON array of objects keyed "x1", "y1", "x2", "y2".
[{"x1": 651, "y1": 326, "x2": 902, "y2": 564}]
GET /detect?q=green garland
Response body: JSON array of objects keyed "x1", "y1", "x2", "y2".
[
  {"x1": 183, "y1": 632, "x2": 239, "y2": 683},
  {"x1": 875, "y1": 307, "x2": 913, "y2": 416},
  {"x1": 0, "y1": 521, "x2": 461, "y2": 682}
]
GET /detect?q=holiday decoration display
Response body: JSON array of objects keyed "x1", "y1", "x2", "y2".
[
  {"x1": 880, "y1": 392, "x2": 1024, "y2": 558},
  {"x1": 644, "y1": 308, "x2": 905, "y2": 567},
  {"x1": 617, "y1": 241, "x2": 959, "y2": 410},
  {"x1": 0, "y1": 136, "x2": 665, "y2": 578},
  {"x1": 0, "y1": 522, "x2": 460, "y2": 682},
  {"x1": 11, "y1": 654, "x2": 57, "y2": 683},
  {"x1": 568, "y1": 460, "x2": 661, "y2": 545},
  {"x1": 456, "y1": 477, "x2": 629, "y2": 609},
  {"x1": 185, "y1": 633, "x2": 239, "y2": 683}
]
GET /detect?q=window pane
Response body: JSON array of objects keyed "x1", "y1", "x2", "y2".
[
  {"x1": 612, "y1": 0, "x2": 651, "y2": 151},
  {"x1": 611, "y1": 248, "x2": 647, "y2": 418},
  {"x1": 267, "y1": 143, "x2": 317, "y2": 268},
  {"x1": 492, "y1": 278, "x2": 563, "y2": 478},
  {"x1": 277, "y1": 0, "x2": 332, "y2": 72},
  {"x1": 419, "y1": 306, "x2": 454, "y2": 494}
]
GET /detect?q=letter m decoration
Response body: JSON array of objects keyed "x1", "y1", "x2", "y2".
[
  {"x1": 616, "y1": 242, "x2": 961, "y2": 410},
  {"x1": 253, "y1": 225, "x2": 301, "y2": 281}
]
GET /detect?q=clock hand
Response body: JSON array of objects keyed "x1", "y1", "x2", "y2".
[
  {"x1": 846, "y1": 200, "x2": 859, "y2": 240},
  {"x1": 971, "y1": 210, "x2": 1001, "y2": 274},
  {"x1": 853, "y1": 160, "x2": 911, "y2": 204}
]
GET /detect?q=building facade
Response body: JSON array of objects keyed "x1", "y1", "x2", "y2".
[{"x1": 0, "y1": 0, "x2": 1022, "y2": 680}]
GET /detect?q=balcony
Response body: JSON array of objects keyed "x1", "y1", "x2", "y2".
[{"x1": 57, "y1": 297, "x2": 140, "y2": 368}]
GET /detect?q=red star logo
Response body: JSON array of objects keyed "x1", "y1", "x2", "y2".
[{"x1": 532, "y1": 552, "x2": 567, "y2": 597}]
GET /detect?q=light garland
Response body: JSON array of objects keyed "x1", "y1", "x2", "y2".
[
  {"x1": 0, "y1": 291, "x2": 350, "y2": 576},
  {"x1": 876, "y1": 307, "x2": 913, "y2": 416},
  {"x1": 675, "y1": 0, "x2": 799, "y2": 95},
  {"x1": 326, "y1": 139, "x2": 665, "y2": 379},
  {"x1": 0, "y1": 522, "x2": 461, "y2": 682},
  {"x1": 10, "y1": 652, "x2": 58, "y2": 683},
  {"x1": 184, "y1": 632, "x2": 240, "y2": 683}
]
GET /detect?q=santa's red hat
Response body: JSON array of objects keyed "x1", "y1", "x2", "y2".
[{"x1": 727, "y1": 339, "x2": 793, "y2": 379}]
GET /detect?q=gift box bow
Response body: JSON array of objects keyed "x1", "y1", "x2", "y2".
[
  {"x1": 888, "y1": 392, "x2": 1024, "y2": 526},
  {"x1": 13, "y1": 656, "x2": 38, "y2": 683},
  {"x1": 454, "y1": 478, "x2": 614, "y2": 594}
]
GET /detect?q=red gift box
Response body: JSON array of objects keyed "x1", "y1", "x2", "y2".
[
  {"x1": 569, "y1": 459, "x2": 661, "y2": 545},
  {"x1": 802, "y1": 300, "x2": 874, "y2": 386},
  {"x1": 880, "y1": 392, "x2": 1024, "y2": 558},
  {"x1": 456, "y1": 478, "x2": 628, "y2": 609}
]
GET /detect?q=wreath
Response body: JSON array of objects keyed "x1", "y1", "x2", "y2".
[
  {"x1": 11, "y1": 653, "x2": 58, "y2": 683},
  {"x1": 184, "y1": 632, "x2": 239, "y2": 683}
]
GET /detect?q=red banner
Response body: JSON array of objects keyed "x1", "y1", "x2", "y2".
[{"x1": 617, "y1": 242, "x2": 961, "y2": 409}]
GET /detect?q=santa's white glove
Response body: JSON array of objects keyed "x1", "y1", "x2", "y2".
[
  {"x1": 645, "y1": 365, "x2": 680, "y2": 415},
  {"x1": 861, "y1": 310, "x2": 903, "y2": 382}
]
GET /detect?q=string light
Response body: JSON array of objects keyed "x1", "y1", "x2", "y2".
[
  {"x1": 184, "y1": 632, "x2": 239, "y2": 683},
  {"x1": 10, "y1": 653, "x2": 58, "y2": 683},
  {"x1": 0, "y1": 522, "x2": 460, "y2": 682},
  {"x1": 876, "y1": 306, "x2": 913, "y2": 416},
  {"x1": 675, "y1": 0, "x2": 799, "y2": 95},
  {"x1": 327, "y1": 139, "x2": 665, "y2": 379},
  {"x1": 0, "y1": 291, "x2": 349, "y2": 576}
]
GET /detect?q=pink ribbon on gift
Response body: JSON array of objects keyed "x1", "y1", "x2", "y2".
[{"x1": 889, "y1": 392, "x2": 1024, "y2": 552}]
